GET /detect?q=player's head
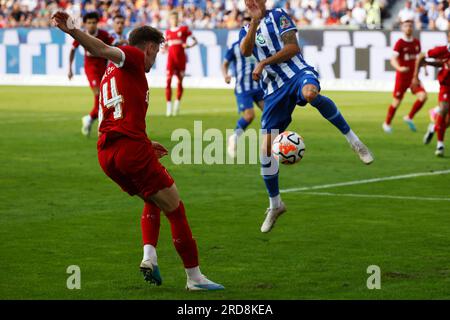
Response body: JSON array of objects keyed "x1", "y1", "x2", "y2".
[
  {"x1": 83, "y1": 12, "x2": 100, "y2": 34},
  {"x1": 113, "y1": 14, "x2": 125, "y2": 35},
  {"x1": 129, "y1": 26, "x2": 165, "y2": 72},
  {"x1": 245, "y1": 0, "x2": 266, "y2": 13},
  {"x1": 169, "y1": 10, "x2": 179, "y2": 28},
  {"x1": 401, "y1": 19, "x2": 414, "y2": 37}
]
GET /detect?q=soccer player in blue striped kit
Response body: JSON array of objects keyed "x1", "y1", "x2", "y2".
[
  {"x1": 222, "y1": 16, "x2": 265, "y2": 158},
  {"x1": 240, "y1": 0, "x2": 374, "y2": 233}
]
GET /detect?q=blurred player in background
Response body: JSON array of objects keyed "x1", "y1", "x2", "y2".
[
  {"x1": 164, "y1": 10, "x2": 198, "y2": 117},
  {"x1": 54, "y1": 12, "x2": 223, "y2": 291},
  {"x1": 68, "y1": 12, "x2": 113, "y2": 137},
  {"x1": 110, "y1": 14, "x2": 128, "y2": 46},
  {"x1": 240, "y1": 0, "x2": 373, "y2": 233},
  {"x1": 383, "y1": 19, "x2": 427, "y2": 134},
  {"x1": 423, "y1": 106, "x2": 450, "y2": 146},
  {"x1": 414, "y1": 33, "x2": 450, "y2": 157},
  {"x1": 222, "y1": 16, "x2": 264, "y2": 158}
]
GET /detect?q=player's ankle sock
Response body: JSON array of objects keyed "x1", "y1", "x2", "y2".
[
  {"x1": 385, "y1": 105, "x2": 397, "y2": 125},
  {"x1": 408, "y1": 99, "x2": 425, "y2": 119},
  {"x1": 344, "y1": 129, "x2": 360, "y2": 145},
  {"x1": 185, "y1": 266, "x2": 202, "y2": 281},
  {"x1": 141, "y1": 201, "x2": 161, "y2": 248},
  {"x1": 143, "y1": 244, "x2": 157, "y2": 264},
  {"x1": 235, "y1": 117, "x2": 250, "y2": 137},
  {"x1": 89, "y1": 94, "x2": 100, "y2": 120},
  {"x1": 437, "y1": 141, "x2": 445, "y2": 149},
  {"x1": 311, "y1": 95, "x2": 350, "y2": 134},
  {"x1": 165, "y1": 201, "x2": 199, "y2": 268},
  {"x1": 173, "y1": 100, "x2": 180, "y2": 115},
  {"x1": 435, "y1": 114, "x2": 446, "y2": 142},
  {"x1": 269, "y1": 194, "x2": 281, "y2": 209},
  {"x1": 428, "y1": 123, "x2": 435, "y2": 133},
  {"x1": 166, "y1": 101, "x2": 172, "y2": 116}
]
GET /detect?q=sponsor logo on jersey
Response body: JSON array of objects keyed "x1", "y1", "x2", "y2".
[
  {"x1": 280, "y1": 16, "x2": 291, "y2": 29},
  {"x1": 256, "y1": 34, "x2": 266, "y2": 45}
]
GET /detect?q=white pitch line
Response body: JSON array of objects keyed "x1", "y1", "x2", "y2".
[
  {"x1": 281, "y1": 169, "x2": 450, "y2": 193},
  {"x1": 298, "y1": 191, "x2": 450, "y2": 202}
]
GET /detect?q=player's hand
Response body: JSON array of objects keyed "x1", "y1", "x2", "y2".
[
  {"x1": 224, "y1": 75, "x2": 232, "y2": 84},
  {"x1": 52, "y1": 11, "x2": 76, "y2": 34},
  {"x1": 398, "y1": 66, "x2": 409, "y2": 73},
  {"x1": 245, "y1": 0, "x2": 264, "y2": 22},
  {"x1": 68, "y1": 69, "x2": 73, "y2": 80},
  {"x1": 152, "y1": 141, "x2": 169, "y2": 159},
  {"x1": 411, "y1": 77, "x2": 420, "y2": 88},
  {"x1": 252, "y1": 62, "x2": 265, "y2": 81}
]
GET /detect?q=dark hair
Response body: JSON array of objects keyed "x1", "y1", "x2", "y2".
[
  {"x1": 83, "y1": 11, "x2": 100, "y2": 23},
  {"x1": 113, "y1": 14, "x2": 125, "y2": 21},
  {"x1": 129, "y1": 26, "x2": 165, "y2": 47}
]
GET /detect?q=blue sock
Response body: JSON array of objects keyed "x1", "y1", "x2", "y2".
[
  {"x1": 263, "y1": 173, "x2": 280, "y2": 197},
  {"x1": 310, "y1": 95, "x2": 350, "y2": 135},
  {"x1": 260, "y1": 151, "x2": 280, "y2": 197},
  {"x1": 235, "y1": 117, "x2": 250, "y2": 133}
]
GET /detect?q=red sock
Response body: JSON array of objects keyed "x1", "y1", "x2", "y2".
[
  {"x1": 165, "y1": 76, "x2": 172, "y2": 102},
  {"x1": 89, "y1": 94, "x2": 99, "y2": 120},
  {"x1": 408, "y1": 99, "x2": 425, "y2": 119},
  {"x1": 385, "y1": 105, "x2": 397, "y2": 125},
  {"x1": 176, "y1": 75, "x2": 184, "y2": 100},
  {"x1": 435, "y1": 113, "x2": 446, "y2": 142},
  {"x1": 165, "y1": 201, "x2": 199, "y2": 268},
  {"x1": 141, "y1": 202, "x2": 161, "y2": 247}
]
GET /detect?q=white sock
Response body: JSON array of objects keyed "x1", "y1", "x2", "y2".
[
  {"x1": 269, "y1": 194, "x2": 281, "y2": 209},
  {"x1": 437, "y1": 141, "x2": 445, "y2": 149},
  {"x1": 344, "y1": 129, "x2": 359, "y2": 145},
  {"x1": 143, "y1": 244, "x2": 157, "y2": 264},
  {"x1": 185, "y1": 266, "x2": 202, "y2": 281},
  {"x1": 428, "y1": 123, "x2": 435, "y2": 133},
  {"x1": 166, "y1": 101, "x2": 172, "y2": 116},
  {"x1": 173, "y1": 100, "x2": 180, "y2": 115}
]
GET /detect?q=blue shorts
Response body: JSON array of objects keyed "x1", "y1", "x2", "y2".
[
  {"x1": 236, "y1": 89, "x2": 264, "y2": 113},
  {"x1": 261, "y1": 70, "x2": 320, "y2": 132}
]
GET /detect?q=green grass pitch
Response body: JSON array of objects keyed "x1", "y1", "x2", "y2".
[{"x1": 0, "y1": 85, "x2": 449, "y2": 299}]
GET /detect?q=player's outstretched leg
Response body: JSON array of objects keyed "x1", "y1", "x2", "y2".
[
  {"x1": 149, "y1": 184, "x2": 224, "y2": 291},
  {"x1": 434, "y1": 103, "x2": 448, "y2": 157},
  {"x1": 306, "y1": 87, "x2": 374, "y2": 164},
  {"x1": 383, "y1": 98, "x2": 401, "y2": 134},
  {"x1": 424, "y1": 107, "x2": 439, "y2": 145},
  {"x1": 404, "y1": 91, "x2": 427, "y2": 132},
  {"x1": 260, "y1": 132, "x2": 286, "y2": 233},
  {"x1": 140, "y1": 201, "x2": 162, "y2": 286},
  {"x1": 173, "y1": 72, "x2": 184, "y2": 116},
  {"x1": 228, "y1": 108, "x2": 255, "y2": 158},
  {"x1": 166, "y1": 73, "x2": 173, "y2": 117}
]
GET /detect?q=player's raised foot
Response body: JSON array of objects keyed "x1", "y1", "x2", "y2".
[
  {"x1": 186, "y1": 275, "x2": 225, "y2": 291},
  {"x1": 261, "y1": 202, "x2": 286, "y2": 233},
  {"x1": 423, "y1": 124, "x2": 435, "y2": 145},
  {"x1": 351, "y1": 140, "x2": 374, "y2": 165},
  {"x1": 140, "y1": 259, "x2": 162, "y2": 286},
  {"x1": 81, "y1": 115, "x2": 93, "y2": 137},
  {"x1": 403, "y1": 116, "x2": 417, "y2": 132},
  {"x1": 435, "y1": 146, "x2": 445, "y2": 157},
  {"x1": 382, "y1": 122, "x2": 392, "y2": 134},
  {"x1": 227, "y1": 134, "x2": 237, "y2": 158}
]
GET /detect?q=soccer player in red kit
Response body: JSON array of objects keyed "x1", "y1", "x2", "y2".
[
  {"x1": 414, "y1": 32, "x2": 450, "y2": 157},
  {"x1": 53, "y1": 11, "x2": 224, "y2": 291},
  {"x1": 164, "y1": 11, "x2": 197, "y2": 117},
  {"x1": 383, "y1": 19, "x2": 427, "y2": 134},
  {"x1": 68, "y1": 12, "x2": 113, "y2": 137}
]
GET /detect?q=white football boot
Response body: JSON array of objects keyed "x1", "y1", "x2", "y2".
[
  {"x1": 186, "y1": 275, "x2": 225, "y2": 291},
  {"x1": 435, "y1": 146, "x2": 445, "y2": 157},
  {"x1": 81, "y1": 115, "x2": 93, "y2": 137},
  {"x1": 382, "y1": 122, "x2": 392, "y2": 133},
  {"x1": 403, "y1": 115, "x2": 417, "y2": 132},
  {"x1": 423, "y1": 124, "x2": 435, "y2": 145},
  {"x1": 227, "y1": 133, "x2": 238, "y2": 158},
  {"x1": 351, "y1": 140, "x2": 374, "y2": 165},
  {"x1": 261, "y1": 202, "x2": 287, "y2": 233},
  {"x1": 140, "y1": 259, "x2": 162, "y2": 286}
]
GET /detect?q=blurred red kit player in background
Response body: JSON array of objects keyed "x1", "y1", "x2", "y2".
[
  {"x1": 68, "y1": 11, "x2": 113, "y2": 137},
  {"x1": 164, "y1": 10, "x2": 198, "y2": 117},
  {"x1": 383, "y1": 18, "x2": 427, "y2": 134},
  {"x1": 414, "y1": 31, "x2": 450, "y2": 157}
]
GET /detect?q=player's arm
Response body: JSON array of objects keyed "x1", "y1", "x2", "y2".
[
  {"x1": 412, "y1": 53, "x2": 427, "y2": 86},
  {"x1": 185, "y1": 36, "x2": 198, "y2": 49},
  {"x1": 68, "y1": 47, "x2": 76, "y2": 80},
  {"x1": 53, "y1": 12, "x2": 123, "y2": 66},
  {"x1": 252, "y1": 30, "x2": 300, "y2": 81},
  {"x1": 240, "y1": 20, "x2": 259, "y2": 57},
  {"x1": 390, "y1": 54, "x2": 408, "y2": 73},
  {"x1": 222, "y1": 60, "x2": 231, "y2": 84}
]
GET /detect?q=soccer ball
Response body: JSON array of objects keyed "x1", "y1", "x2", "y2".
[{"x1": 272, "y1": 131, "x2": 305, "y2": 165}]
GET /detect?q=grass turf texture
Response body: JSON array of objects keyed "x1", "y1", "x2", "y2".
[{"x1": 0, "y1": 86, "x2": 449, "y2": 299}]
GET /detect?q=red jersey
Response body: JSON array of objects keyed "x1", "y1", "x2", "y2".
[
  {"x1": 165, "y1": 26, "x2": 192, "y2": 60},
  {"x1": 427, "y1": 45, "x2": 450, "y2": 86},
  {"x1": 73, "y1": 29, "x2": 113, "y2": 70},
  {"x1": 99, "y1": 46, "x2": 149, "y2": 142},
  {"x1": 393, "y1": 37, "x2": 421, "y2": 80}
]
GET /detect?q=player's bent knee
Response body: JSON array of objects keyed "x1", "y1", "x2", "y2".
[{"x1": 302, "y1": 86, "x2": 319, "y2": 102}]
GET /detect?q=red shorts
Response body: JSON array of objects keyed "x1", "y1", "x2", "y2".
[
  {"x1": 167, "y1": 56, "x2": 186, "y2": 77},
  {"x1": 97, "y1": 135, "x2": 174, "y2": 199},
  {"x1": 393, "y1": 78, "x2": 425, "y2": 99},
  {"x1": 438, "y1": 85, "x2": 450, "y2": 103},
  {"x1": 85, "y1": 64, "x2": 106, "y2": 89}
]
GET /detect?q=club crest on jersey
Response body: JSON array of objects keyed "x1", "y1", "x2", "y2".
[
  {"x1": 256, "y1": 34, "x2": 266, "y2": 45},
  {"x1": 280, "y1": 16, "x2": 291, "y2": 29}
]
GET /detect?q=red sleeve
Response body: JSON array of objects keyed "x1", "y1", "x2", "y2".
[
  {"x1": 72, "y1": 39, "x2": 79, "y2": 48},
  {"x1": 99, "y1": 30, "x2": 114, "y2": 45},
  {"x1": 115, "y1": 45, "x2": 144, "y2": 71},
  {"x1": 427, "y1": 46, "x2": 448, "y2": 59}
]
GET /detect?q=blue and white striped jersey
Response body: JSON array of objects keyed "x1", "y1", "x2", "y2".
[
  {"x1": 224, "y1": 41, "x2": 261, "y2": 95},
  {"x1": 239, "y1": 8, "x2": 315, "y2": 96},
  {"x1": 110, "y1": 31, "x2": 127, "y2": 46}
]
